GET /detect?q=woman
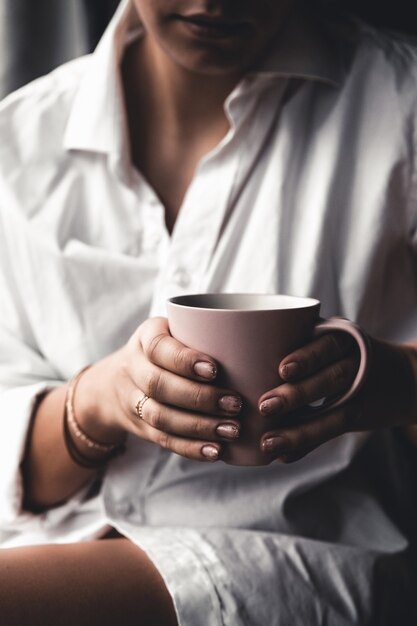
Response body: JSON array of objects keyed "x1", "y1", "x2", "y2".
[{"x1": 0, "y1": 0, "x2": 416, "y2": 624}]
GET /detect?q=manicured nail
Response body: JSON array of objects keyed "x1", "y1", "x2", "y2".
[
  {"x1": 262, "y1": 436, "x2": 287, "y2": 454},
  {"x1": 280, "y1": 362, "x2": 299, "y2": 379},
  {"x1": 260, "y1": 397, "x2": 283, "y2": 415},
  {"x1": 194, "y1": 361, "x2": 217, "y2": 380},
  {"x1": 219, "y1": 395, "x2": 243, "y2": 414},
  {"x1": 201, "y1": 444, "x2": 220, "y2": 460},
  {"x1": 216, "y1": 423, "x2": 240, "y2": 440}
]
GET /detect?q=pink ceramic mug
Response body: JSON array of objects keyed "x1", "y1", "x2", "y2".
[{"x1": 167, "y1": 293, "x2": 370, "y2": 466}]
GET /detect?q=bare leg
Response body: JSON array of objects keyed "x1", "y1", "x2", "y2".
[{"x1": 0, "y1": 538, "x2": 178, "y2": 626}]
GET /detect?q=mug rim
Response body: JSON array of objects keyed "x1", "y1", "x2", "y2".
[{"x1": 167, "y1": 293, "x2": 320, "y2": 312}]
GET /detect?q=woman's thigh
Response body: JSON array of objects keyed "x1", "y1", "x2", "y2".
[{"x1": 0, "y1": 538, "x2": 178, "y2": 626}]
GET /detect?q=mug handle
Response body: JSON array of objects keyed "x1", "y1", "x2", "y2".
[{"x1": 312, "y1": 317, "x2": 371, "y2": 410}]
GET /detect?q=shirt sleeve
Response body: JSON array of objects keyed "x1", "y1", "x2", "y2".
[
  {"x1": 394, "y1": 102, "x2": 417, "y2": 344},
  {"x1": 0, "y1": 382, "x2": 56, "y2": 527},
  {"x1": 0, "y1": 209, "x2": 105, "y2": 540},
  {"x1": 408, "y1": 101, "x2": 417, "y2": 244},
  {"x1": 0, "y1": 320, "x2": 107, "y2": 541},
  {"x1": 0, "y1": 318, "x2": 107, "y2": 545}
]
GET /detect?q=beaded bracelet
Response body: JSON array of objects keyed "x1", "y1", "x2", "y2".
[{"x1": 63, "y1": 366, "x2": 126, "y2": 469}]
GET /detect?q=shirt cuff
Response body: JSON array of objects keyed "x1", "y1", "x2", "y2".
[
  {"x1": 0, "y1": 383, "x2": 55, "y2": 527},
  {"x1": 0, "y1": 382, "x2": 109, "y2": 544}
]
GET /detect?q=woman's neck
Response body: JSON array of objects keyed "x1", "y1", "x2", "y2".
[
  {"x1": 125, "y1": 34, "x2": 242, "y2": 142},
  {"x1": 122, "y1": 34, "x2": 243, "y2": 230}
]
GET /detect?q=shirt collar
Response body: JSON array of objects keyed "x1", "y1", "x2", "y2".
[
  {"x1": 63, "y1": 0, "x2": 346, "y2": 157},
  {"x1": 63, "y1": 0, "x2": 138, "y2": 159},
  {"x1": 253, "y1": 4, "x2": 346, "y2": 86}
]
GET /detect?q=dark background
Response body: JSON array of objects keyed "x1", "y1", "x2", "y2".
[
  {"x1": 0, "y1": 0, "x2": 415, "y2": 99},
  {"x1": 341, "y1": 0, "x2": 415, "y2": 33},
  {"x1": 0, "y1": 0, "x2": 120, "y2": 98}
]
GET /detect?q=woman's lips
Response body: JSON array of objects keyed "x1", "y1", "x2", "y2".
[{"x1": 173, "y1": 14, "x2": 252, "y2": 40}]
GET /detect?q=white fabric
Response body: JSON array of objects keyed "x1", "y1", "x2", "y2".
[{"x1": 0, "y1": 0, "x2": 417, "y2": 622}]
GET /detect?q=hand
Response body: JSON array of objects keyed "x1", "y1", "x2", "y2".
[
  {"x1": 258, "y1": 332, "x2": 417, "y2": 463},
  {"x1": 75, "y1": 317, "x2": 242, "y2": 462}
]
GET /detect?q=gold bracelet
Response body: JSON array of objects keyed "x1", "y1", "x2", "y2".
[{"x1": 64, "y1": 366, "x2": 125, "y2": 469}]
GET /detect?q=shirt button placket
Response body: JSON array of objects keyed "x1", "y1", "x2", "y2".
[
  {"x1": 113, "y1": 500, "x2": 133, "y2": 517},
  {"x1": 171, "y1": 267, "x2": 191, "y2": 289}
]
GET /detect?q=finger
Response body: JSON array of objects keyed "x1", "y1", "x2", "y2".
[
  {"x1": 127, "y1": 391, "x2": 240, "y2": 442},
  {"x1": 130, "y1": 358, "x2": 243, "y2": 417},
  {"x1": 259, "y1": 355, "x2": 358, "y2": 416},
  {"x1": 137, "y1": 317, "x2": 218, "y2": 382},
  {"x1": 120, "y1": 391, "x2": 224, "y2": 462},
  {"x1": 278, "y1": 332, "x2": 358, "y2": 382},
  {"x1": 260, "y1": 407, "x2": 347, "y2": 463},
  {"x1": 143, "y1": 421, "x2": 223, "y2": 462}
]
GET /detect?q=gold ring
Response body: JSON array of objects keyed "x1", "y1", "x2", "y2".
[{"x1": 135, "y1": 394, "x2": 149, "y2": 419}]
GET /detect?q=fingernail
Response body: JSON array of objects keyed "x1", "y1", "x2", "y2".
[
  {"x1": 201, "y1": 444, "x2": 220, "y2": 460},
  {"x1": 219, "y1": 395, "x2": 243, "y2": 414},
  {"x1": 281, "y1": 362, "x2": 299, "y2": 379},
  {"x1": 194, "y1": 361, "x2": 217, "y2": 380},
  {"x1": 262, "y1": 436, "x2": 287, "y2": 454},
  {"x1": 216, "y1": 423, "x2": 240, "y2": 440},
  {"x1": 260, "y1": 397, "x2": 283, "y2": 415}
]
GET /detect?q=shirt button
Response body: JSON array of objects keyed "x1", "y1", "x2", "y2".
[
  {"x1": 132, "y1": 511, "x2": 145, "y2": 525},
  {"x1": 172, "y1": 267, "x2": 191, "y2": 288},
  {"x1": 114, "y1": 501, "x2": 132, "y2": 516}
]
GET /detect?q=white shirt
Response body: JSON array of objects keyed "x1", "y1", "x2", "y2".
[{"x1": 0, "y1": 1, "x2": 416, "y2": 620}]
